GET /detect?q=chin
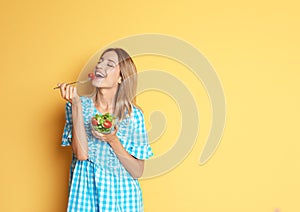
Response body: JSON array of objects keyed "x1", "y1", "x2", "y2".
[{"x1": 92, "y1": 79, "x2": 103, "y2": 88}]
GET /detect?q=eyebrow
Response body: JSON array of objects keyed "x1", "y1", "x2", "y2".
[{"x1": 100, "y1": 57, "x2": 117, "y2": 64}]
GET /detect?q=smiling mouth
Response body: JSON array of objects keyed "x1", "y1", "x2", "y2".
[{"x1": 95, "y1": 70, "x2": 106, "y2": 78}]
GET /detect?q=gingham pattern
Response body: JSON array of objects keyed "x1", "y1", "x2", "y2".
[{"x1": 61, "y1": 96, "x2": 153, "y2": 212}]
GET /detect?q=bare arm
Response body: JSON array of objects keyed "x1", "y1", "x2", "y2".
[
  {"x1": 59, "y1": 83, "x2": 88, "y2": 160},
  {"x1": 71, "y1": 100, "x2": 88, "y2": 160}
]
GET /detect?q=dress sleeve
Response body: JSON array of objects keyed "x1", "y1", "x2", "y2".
[
  {"x1": 126, "y1": 108, "x2": 154, "y2": 160},
  {"x1": 61, "y1": 101, "x2": 73, "y2": 146}
]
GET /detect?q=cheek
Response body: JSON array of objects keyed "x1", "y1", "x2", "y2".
[
  {"x1": 92, "y1": 78, "x2": 104, "y2": 87},
  {"x1": 109, "y1": 68, "x2": 121, "y2": 80}
]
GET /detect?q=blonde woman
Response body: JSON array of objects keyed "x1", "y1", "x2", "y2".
[{"x1": 58, "y1": 48, "x2": 153, "y2": 212}]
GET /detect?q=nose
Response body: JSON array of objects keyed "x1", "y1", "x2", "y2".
[{"x1": 96, "y1": 62, "x2": 104, "y2": 69}]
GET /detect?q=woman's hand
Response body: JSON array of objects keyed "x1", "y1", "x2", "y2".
[
  {"x1": 57, "y1": 83, "x2": 80, "y2": 103},
  {"x1": 91, "y1": 126, "x2": 119, "y2": 144}
]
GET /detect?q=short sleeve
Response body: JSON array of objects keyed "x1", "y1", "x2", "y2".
[
  {"x1": 61, "y1": 101, "x2": 73, "y2": 146},
  {"x1": 126, "y1": 108, "x2": 154, "y2": 160}
]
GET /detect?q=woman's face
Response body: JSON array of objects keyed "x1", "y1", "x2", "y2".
[{"x1": 92, "y1": 51, "x2": 122, "y2": 88}]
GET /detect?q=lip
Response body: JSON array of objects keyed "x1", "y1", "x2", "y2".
[{"x1": 94, "y1": 70, "x2": 106, "y2": 78}]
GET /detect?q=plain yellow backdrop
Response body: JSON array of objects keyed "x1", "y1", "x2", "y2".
[{"x1": 1, "y1": 0, "x2": 299, "y2": 211}]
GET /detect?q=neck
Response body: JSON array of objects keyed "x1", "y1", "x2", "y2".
[{"x1": 94, "y1": 86, "x2": 119, "y2": 114}]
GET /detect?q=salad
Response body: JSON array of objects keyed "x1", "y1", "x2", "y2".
[{"x1": 91, "y1": 113, "x2": 115, "y2": 134}]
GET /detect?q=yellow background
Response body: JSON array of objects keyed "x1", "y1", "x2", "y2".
[{"x1": 1, "y1": 0, "x2": 299, "y2": 211}]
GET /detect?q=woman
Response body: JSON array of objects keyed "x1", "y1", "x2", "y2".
[{"x1": 58, "y1": 48, "x2": 153, "y2": 212}]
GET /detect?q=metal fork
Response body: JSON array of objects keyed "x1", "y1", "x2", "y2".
[{"x1": 53, "y1": 78, "x2": 91, "y2": 90}]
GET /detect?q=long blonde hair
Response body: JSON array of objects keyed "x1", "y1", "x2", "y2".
[{"x1": 97, "y1": 48, "x2": 137, "y2": 121}]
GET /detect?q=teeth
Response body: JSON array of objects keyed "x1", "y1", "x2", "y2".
[{"x1": 95, "y1": 71, "x2": 105, "y2": 78}]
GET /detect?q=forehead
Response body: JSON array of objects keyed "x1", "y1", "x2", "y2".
[{"x1": 101, "y1": 51, "x2": 118, "y2": 63}]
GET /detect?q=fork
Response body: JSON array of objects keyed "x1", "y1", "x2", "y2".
[
  {"x1": 53, "y1": 78, "x2": 91, "y2": 90},
  {"x1": 53, "y1": 73, "x2": 95, "y2": 90}
]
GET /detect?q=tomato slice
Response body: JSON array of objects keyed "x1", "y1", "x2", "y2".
[
  {"x1": 91, "y1": 118, "x2": 99, "y2": 126},
  {"x1": 88, "y1": 73, "x2": 95, "y2": 80},
  {"x1": 103, "y1": 120, "x2": 112, "y2": 129}
]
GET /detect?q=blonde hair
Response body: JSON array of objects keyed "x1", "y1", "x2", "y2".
[{"x1": 98, "y1": 48, "x2": 138, "y2": 121}]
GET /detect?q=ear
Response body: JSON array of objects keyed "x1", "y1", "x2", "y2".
[{"x1": 118, "y1": 76, "x2": 122, "y2": 84}]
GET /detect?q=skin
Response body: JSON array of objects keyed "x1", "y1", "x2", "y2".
[{"x1": 58, "y1": 51, "x2": 144, "y2": 179}]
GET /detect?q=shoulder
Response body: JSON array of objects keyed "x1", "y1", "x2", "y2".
[
  {"x1": 131, "y1": 105, "x2": 145, "y2": 123},
  {"x1": 131, "y1": 105, "x2": 144, "y2": 116}
]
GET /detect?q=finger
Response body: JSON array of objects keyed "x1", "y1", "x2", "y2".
[
  {"x1": 91, "y1": 127, "x2": 103, "y2": 137},
  {"x1": 59, "y1": 83, "x2": 67, "y2": 99},
  {"x1": 91, "y1": 129, "x2": 97, "y2": 137},
  {"x1": 91, "y1": 129, "x2": 99, "y2": 139},
  {"x1": 98, "y1": 133, "x2": 108, "y2": 141},
  {"x1": 72, "y1": 87, "x2": 80, "y2": 103},
  {"x1": 65, "y1": 85, "x2": 71, "y2": 101},
  {"x1": 91, "y1": 128, "x2": 103, "y2": 140},
  {"x1": 69, "y1": 86, "x2": 74, "y2": 102},
  {"x1": 73, "y1": 87, "x2": 78, "y2": 97}
]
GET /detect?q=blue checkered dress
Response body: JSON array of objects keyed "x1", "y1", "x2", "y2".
[{"x1": 61, "y1": 96, "x2": 153, "y2": 212}]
